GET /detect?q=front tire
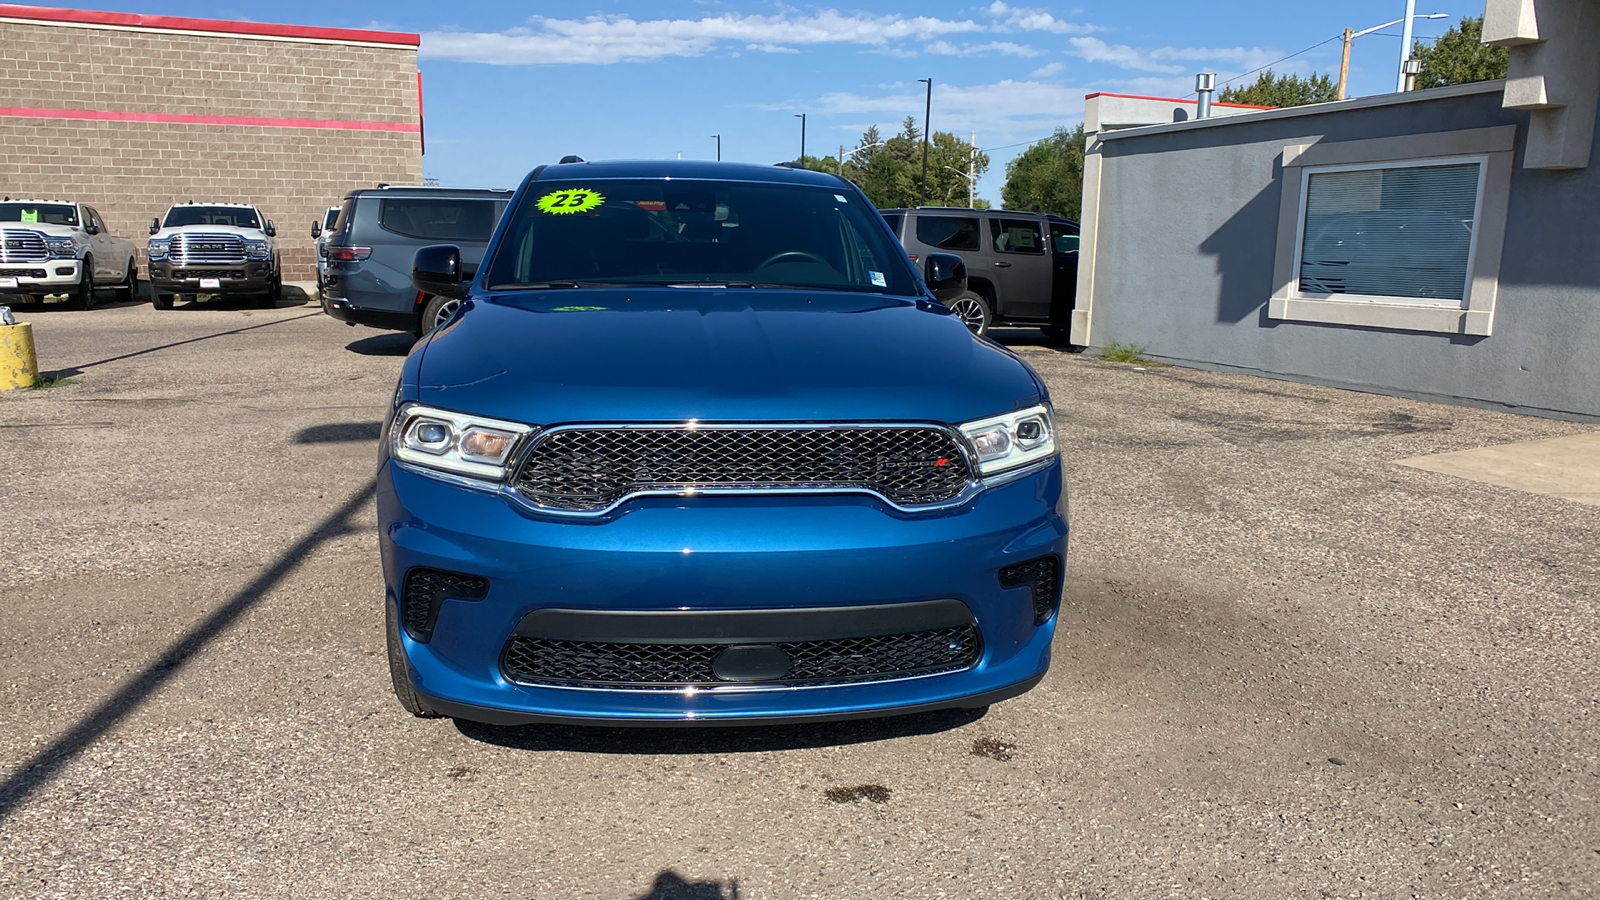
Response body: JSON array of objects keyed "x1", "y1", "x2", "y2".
[
  {"x1": 385, "y1": 599, "x2": 441, "y2": 718},
  {"x1": 947, "y1": 291, "x2": 991, "y2": 336},
  {"x1": 73, "y1": 263, "x2": 95, "y2": 310},
  {"x1": 258, "y1": 276, "x2": 280, "y2": 309},
  {"x1": 147, "y1": 280, "x2": 174, "y2": 310},
  {"x1": 420, "y1": 293, "x2": 462, "y2": 335}
]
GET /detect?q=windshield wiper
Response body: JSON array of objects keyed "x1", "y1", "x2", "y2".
[{"x1": 490, "y1": 281, "x2": 588, "y2": 290}]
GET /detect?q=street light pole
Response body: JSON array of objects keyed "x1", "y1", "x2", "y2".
[
  {"x1": 917, "y1": 78, "x2": 932, "y2": 206},
  {"x1": 1335, "y1": 11, "x2": 1446, "y2": 99},
  {"x1": 794, "y1": 114, "x2": 806, "y2": 162},
  {"x1": 1338, "y1": 28, "x2": 1354, "y2": 100},
  {"x1": 1397, "y1": 0, "x2": 1418, "y2": 93},
  {"x1": 711, "y1": 134, "x2": 720, "y2": 161}
]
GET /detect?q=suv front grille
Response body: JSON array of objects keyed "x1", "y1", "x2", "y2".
[
  {"x1": 171, "y1": 233, "x2": 246, "y2": 266},
  {"x1": 512, "y1": 425, "x2": 974, "y2": 511},
  {"x1": 1, "y1": 229, "x2": 48, "y2": 263},
  {"x1": 501, "y1": 625, "x2": 980, "y2": 689},
  {"x1": 172, "y1": 269, "x2": 247, "y2": 280}
]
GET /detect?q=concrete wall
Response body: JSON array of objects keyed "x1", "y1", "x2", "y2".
[
  {"x1": 0, "y1": 9, "x2": 423, "y2": 280},
  {"x1": 1077, "y1": 83, "x2": 1600, "y2": 421}
]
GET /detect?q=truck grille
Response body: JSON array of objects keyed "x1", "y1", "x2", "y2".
[
  {"x1": 171, "y1": 233, "x2": 245, "y2": 265},
  {"x1": 512, "y1": 425, "x2": 974, "y2": 512},
  {"x1": 501, "y1": 625, "x2": 980, "y2": 689},
  {"x1": 0, "y1": 229, "x2": 48, "y2": 263},
  {"x1": 172, "y1": 269, "x2": 247, "y2": 280}
]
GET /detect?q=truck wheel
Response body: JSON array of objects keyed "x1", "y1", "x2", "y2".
[
  {"x1": 114, "y1": 259, "x2": 137, "y2": 302},
  {"x1": 73, "y1": 264, "x2": 95, "y2": 310},
  {"x1": 258, "y1": 276, "x2": 281, "y2": 309},
  {"x1": 947, "y1": 292, "x2": 991, "y2": 336},
  {"x1": 147, "y1": 280, "x2": 173, "y2": 310},
  {"x1": 385, "y1": 598, "x2": 441, "y2": 718},
  {"x1": 421, "y1": 294, "x2": 462, "y2": 334}
]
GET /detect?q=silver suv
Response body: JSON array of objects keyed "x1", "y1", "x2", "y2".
[
  {"x1": 0, "y1": 199, "x2": 138, "y2": 309},
  {"x1": 146, "y1": 203, "x2": 281, "y2": 309},
  {"x1": 881, "y1": 207, "x2": 1079, "y2": 340}
]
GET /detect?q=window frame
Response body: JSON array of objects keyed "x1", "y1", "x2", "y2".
[
  {"x1": 1268, "y1": 124, "x2": 1515, "y2": 337},
  {"x1": 1290, "y1": 154, "x2": 1489, "y2": 310},
  {"x1": 988, "y1": 217, "x2": 1046, "y2": 256}
]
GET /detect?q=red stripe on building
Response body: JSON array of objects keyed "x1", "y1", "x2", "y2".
[
  {"x1": 0, "y1": 3, "x2": 420, "y2": 46},
  {"x1": 1083, "y1": 92, "x2": 1275, "y2": 110},
  {"x1": 0, "y1": 106, "x2": 421, "y2": 132}
]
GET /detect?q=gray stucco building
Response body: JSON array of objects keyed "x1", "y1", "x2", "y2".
[{"x1": 1072, "y1": 0, "x2": 1599, "y2": 421}]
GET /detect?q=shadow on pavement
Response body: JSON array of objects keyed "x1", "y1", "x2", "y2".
[
  {"x1": 454, "y1": 705, "x2": 987, "y2": 754},
  {"x1": 64, "y1": 312, "x2": 321, "y2": 370},
  {"x1": 346, "y1": 332, "x2": 418, "y2": 357},
  {"x1": 0, "y1": 480, "x2": 377, "y2": 824},
  {"x1": 294, "y1": 421, "x2": 382, "y2": 444},
  {"x1": 632, "y1": 871, "x2": 742, "y2": 900}
]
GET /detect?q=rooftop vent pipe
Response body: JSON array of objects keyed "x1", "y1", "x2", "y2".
[{"x1": 1195, "y1": 72, "x2": 1217, "y2": 119}]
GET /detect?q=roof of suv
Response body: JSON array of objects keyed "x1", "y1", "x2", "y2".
[
  {"x1": 532, "y1": 159, "x2": 852, "y2": 188},
  {"x1": 345, "y1": 186, "x2": 515, "y2": 200}
]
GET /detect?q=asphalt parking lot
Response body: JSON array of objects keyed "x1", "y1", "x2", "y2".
[{"x1": 1, "y1": 296, "x2": 1596, "y2": 899}]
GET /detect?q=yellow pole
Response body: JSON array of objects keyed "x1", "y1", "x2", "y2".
[
  {"x1": 1337, "y1": 28, "x2": 1352, "y2": 100},
  {"x1": 1, "y1": 321, "x2": 38, "y2": 389}
]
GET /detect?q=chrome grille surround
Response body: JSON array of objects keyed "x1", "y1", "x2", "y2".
[
  {"x1": 0, "y1": 229, "x2": 49, "y2": 263},
  {"x1": 171, "y1": 232, "x2": 246, "y2": 266},
  {"x1": 510, "y1": 423, "x2": 978, "y2": 515}
]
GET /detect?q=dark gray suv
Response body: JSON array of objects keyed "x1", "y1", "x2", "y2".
[
  {"x1": 881, "y1": 207, "x2": 1079, "y2": 340},
  {"x1": 321, "y1": 186, "x2": 512, "y2": 335}
]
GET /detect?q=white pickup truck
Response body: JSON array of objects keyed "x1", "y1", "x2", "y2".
[
  {"x1": 146, "y1": 203, "x2": 281, "y2": 309},
  {"x1": 0, "y1": 199, "x2": 139, "y2": 309}
]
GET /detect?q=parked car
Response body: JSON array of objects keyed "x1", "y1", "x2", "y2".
[
  {"x1": 311, "y1": 205, "x2": 340, "y2": 298},
  {"x1": 320, "y1": 185, "x2": 512, "y2": 335},
  {"x1": 0, "y1": 198, "x2": 138, "y2": 309},
  {"x1": 378, "y1": 159, "x2": 1068, "y2": 727},
  {"x1": 146, "y1": 203, "x2": 281, "y2": 309},
  {"x1": 881, "y1": 207, "x2": 1080, "y2": 340}
]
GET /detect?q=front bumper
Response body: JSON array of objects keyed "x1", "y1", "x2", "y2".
[
  {"x1": 148, "y1": 262, "x2": 273, "y2": 294},
  {"x1": 0, "y1": 259, "x2": 81, "y2": 292},
  {"x1": 377, "y1": 457, "x2": 1068, "y2": 725}
]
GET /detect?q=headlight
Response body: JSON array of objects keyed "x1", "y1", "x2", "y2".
[
  {"x1": 244, "y1": 241, "x2": 270, "y2": 259},
  {"x1": 389, "y1": 404, "x2": 534, "y2": 482},
  {"x1": 44, "y1": 237, "x2": 77, "y2": 258},
  {"x1": 146, "y1": 240, "x2": 170, "y2": 261},
  {"x1": 958, "y1": 404, "x2": 1056, "y2": 476}
]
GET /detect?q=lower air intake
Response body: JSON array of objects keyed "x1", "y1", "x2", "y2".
[
  {"x1": 401, "y1": 567, "x2": 488, "y2": 642},
  {"x1": 998, "y1": 555, "x2": 1062, "y2": 624}
]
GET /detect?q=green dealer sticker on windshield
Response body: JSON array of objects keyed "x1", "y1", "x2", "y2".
[{"x1": 536, "y1": 188, "x2": 604, "y2": 215}]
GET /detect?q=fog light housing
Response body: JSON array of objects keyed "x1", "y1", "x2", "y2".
[
  {"x1": 998, "y1": 555, "x2": 1062, "y2": 625},
  {"x1": 402, "y1": 567, "x2": 489, "y2": 642},
  {"x1": 54, "y1": 267, "x2": 74, "y2": 276}
]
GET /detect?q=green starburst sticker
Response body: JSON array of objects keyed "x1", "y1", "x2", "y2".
[{"x1": 536, "y1": 188, "x2": 604, "y2": 215}]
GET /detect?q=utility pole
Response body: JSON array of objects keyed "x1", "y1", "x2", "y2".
[
  {"x1": 1397, "y1": 0, "x2": 1418, "y2": 93},
  {"x1": 917, "y1": 78, "x2": 932, "y2": 205},
  {"x1": 1337, "y1": 28, "x2": 1353, "y2": 100},
  {"x1": 711, "y1": 134, "x2": 720, "y2": 161},
  {"x1": 794, "y1": 113, "x2": 806, "y2": 162}
]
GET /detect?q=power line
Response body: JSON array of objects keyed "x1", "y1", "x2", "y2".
[{"x1": 1205, "y1": 32, "x2": 1343, "y2": 93}]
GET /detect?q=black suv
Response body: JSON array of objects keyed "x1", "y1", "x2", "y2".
[
  {"x1": 881, "y1": 208, "x2": 1079, "y2": 340},
  {"x1": 321, "y1": 185, "x2": 512, "y2": 335}
]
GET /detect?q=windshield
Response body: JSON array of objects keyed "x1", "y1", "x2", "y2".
[
  {"x1": 0, "y1": 203, "x2": 77, "y2": 226},
  {"x1": 163, "y1": 206, "x2": 261, "y2": 229},
  {"x1": 485, "y1": 178, "x2": 916, "y2": 295}
]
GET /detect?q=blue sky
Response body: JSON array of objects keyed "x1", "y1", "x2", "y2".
[{"x1": 52, "y1": 0, "x2": 1487, "y2": 202}]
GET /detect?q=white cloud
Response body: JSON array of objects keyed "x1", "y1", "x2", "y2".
[
  {"x1": 421, "y1": 11, "x2": 987, "y2": 65},
  {"x1": 1067, "y1": 36, "x2": 1282, "y2": 74},
  {"x1": 817, "y1": 79, "x2": 1088, "y2": 144},
  {"x1": 926, "y1": 40, "x2": 1042, "y2": 57},
  {"x1": 985, "y1": 2, "x2": 1100, "y2": 35},
  {"x1": 1067, "y1": 37, "x2": 1183, "y2": 73},
  {"x1": 1030, "y1": 61, "x2": 1064, "y2": 78}
]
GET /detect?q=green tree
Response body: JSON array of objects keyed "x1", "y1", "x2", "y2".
[
  {"x1": 1218, "y1": 70, "x2": 1337, "y2": 107},
  {"x1": 1413, "y1": 16, "x2": 1507, "y2": 89},
  {"x1": 1000, "y1": 124, "x2": 1085, "y2": 220},
  {"x1": 806, "y1": 117, "x2": 989, "y2": 209}
]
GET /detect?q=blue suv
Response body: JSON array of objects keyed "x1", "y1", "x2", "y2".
[{"x1": 378, "y1": 159, "x2": 1068, "y2": 726}]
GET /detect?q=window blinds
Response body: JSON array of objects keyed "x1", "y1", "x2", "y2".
[{"x1": 1299, "y1": 162, "x2": 1479, "y2": 304}]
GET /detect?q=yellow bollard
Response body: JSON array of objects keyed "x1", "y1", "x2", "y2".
[{"x1": 1, "y1": 321, "x2": 39, "y2": 390}]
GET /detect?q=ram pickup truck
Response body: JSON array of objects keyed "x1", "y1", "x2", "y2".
[
  {"x1": 0, "y1": 199, "x2": 139, "y2": 309},
  {"x1": 146, "y1": 203, "x2": 281, "y2": 309}
]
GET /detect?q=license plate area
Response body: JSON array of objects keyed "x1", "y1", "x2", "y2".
[
  {"x1": 199, "y1": 277, "x2": 221, "y2": 289},
  {"x1": 0, "y1": 277, "x2": 17, "y2": 288}
]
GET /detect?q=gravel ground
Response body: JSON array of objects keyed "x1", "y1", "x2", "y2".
[{"x1": 1, "y1": 297, "x2": 1596, "y2": 899}]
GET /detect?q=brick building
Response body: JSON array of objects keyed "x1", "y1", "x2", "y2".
[{"x1": 0, "y1": 4, "x2": 423, "y2": 280}]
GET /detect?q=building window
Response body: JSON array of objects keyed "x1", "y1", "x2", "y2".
[{"x1": 1296, "y1": 159, "x2": 1482, "y2": 308}]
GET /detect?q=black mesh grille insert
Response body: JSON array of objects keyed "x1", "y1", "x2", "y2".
[
  {"x1": 401, "y1": 568, "x2": 489, "y2": 642},
  {"x1": 512, "y1": 426, "x2": 973, "y2": 511},
  {"x1": 0, "y1": 268, "x2": 46, "y2": 278},
  {"x1": 173, "y1": 269, "x2": 247, "y2": 280},
  {"x1": 501, "y1": 625, "x2": 980, "y2": 689},
  {"x1": 998, "y1": 555, "x2": 1062, "y2": 624}
]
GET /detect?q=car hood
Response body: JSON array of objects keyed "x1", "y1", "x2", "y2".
[
  {"x1": 151, "y1": 225, "x2": 269, "y2": 241},
  {"x1": 1, "y1": 223, "x2": 79, "y2": 238},
  {"x1": 410, "y1": 289, "x2": 1045, "y2": 425}
]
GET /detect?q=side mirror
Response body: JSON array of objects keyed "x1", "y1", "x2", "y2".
[
  {"x1": 413, "y1": 244, "x2": 468, "y2": 299},
  {"x1": 85, "y1": 221, "x2": 100, "y2": 235},
  {"x1": 311, "y1": 221, "x2": 322, "y2": 239},
  {"x1": 149, "y1": 217, "x2": 160, "y2": 235},
  {"x1": 264, "y1": 220, "x2": 276, "y2": 237},
  {"x1": 924, "y1": 252, "x2": 968, "y2": 305}
]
